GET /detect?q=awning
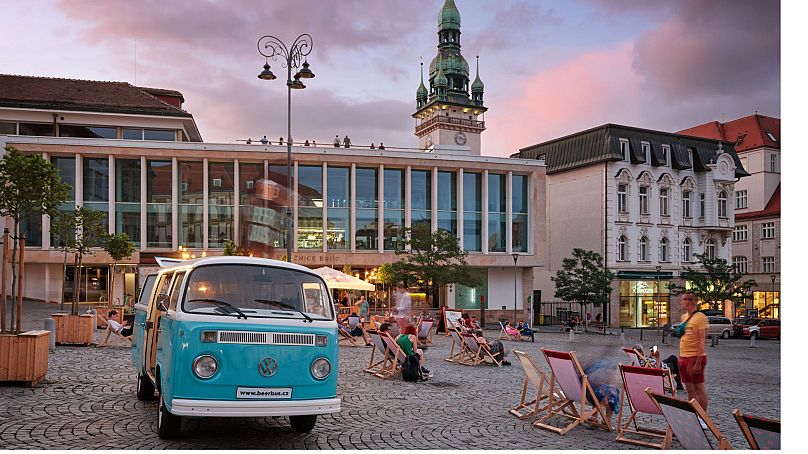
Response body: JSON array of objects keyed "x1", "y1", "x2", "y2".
[{"x1": 310, "y1": 266, "x2": 376, "y2": 291}]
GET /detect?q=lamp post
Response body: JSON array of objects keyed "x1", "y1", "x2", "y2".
[
  {"x1": 655, "y1": 265, "x2": 661, "y2": 333},
  {"x1": 512, "y1": 253, "x2": 519, "y2": 324},
  {"x1": 257, "y1": 34, "x2": 315, "y2": 263},
  {"x1": 770, "y1": 274, "x2": 776, "y2": 317}
]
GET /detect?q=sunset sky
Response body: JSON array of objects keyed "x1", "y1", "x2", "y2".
[{"x1": 0, "y1": 0, "x2": 780, "y2": 157}]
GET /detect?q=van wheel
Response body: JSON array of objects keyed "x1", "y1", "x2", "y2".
[
  {"x1": 136, "y1": 374, "x2": 155, "y2": 401},
  {"x1": 157, "y1": 396, "x2": 181, "y2": 439},
  {"x1": 289, "y1": 415, "x2": 317, "y2": 433},
  {"x1": 722, "y1": 330, "x2": 730, "y2": 339}
]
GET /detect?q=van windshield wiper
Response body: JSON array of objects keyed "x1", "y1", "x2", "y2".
[
  {"x1": 187, "y1": 298, "x2": 248, "y2": 319},
  {"x1": 254, "y1": 299, "x2": 313, "y2": 323}
]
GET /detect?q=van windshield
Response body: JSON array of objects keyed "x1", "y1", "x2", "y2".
[{"x1": 181, "y1": 264, "x2": 334, "y2": 321}]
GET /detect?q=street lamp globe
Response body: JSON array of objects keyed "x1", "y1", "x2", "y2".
[
  {"x1": 295, "y1": 59, "x2": 315, "y2": 79},
  {"x1": 258, "y1": 62, "x2": 276, "y2": 80}
]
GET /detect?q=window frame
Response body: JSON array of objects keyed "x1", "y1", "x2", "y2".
[
  {"x1": 762, "y1": 256, "x2": 776, "y2": 273},
  {"x1": 617, "y1": 184, "x2": 628, "y2": 213},
  {"x1": 659, "y1": 237, "x2": 669, "y2": 262},
  {"x1": 733, "y1": 256, "x2": 748, "y2": 274},
  {"x1": 733, "y1": 224, "x2": 748, "y2": 242},
  {"x1": 682, "y1": 238, "x2": 692, "y2": 263},
  {"x1": 639, "y1": 236, "x2": 648, "y2": 262},
  {"x1": 659, "y1": 188, "x2": 669, "y2": 217},
  {"x1": 682, "y1": 191, "x2": 692, "y2": 219},
  {"x1": 762, "y1": 222, "x2": 775, "y2": 239},
  {"x1": 638, "y1": 186, "x2": 649, "y2": 215},
  {"x1": 717, "y1": 191, "x2": 728, "y2": 219},
  {"x1": 617, "y1": 236, "x2": 627, "y2": 262}
]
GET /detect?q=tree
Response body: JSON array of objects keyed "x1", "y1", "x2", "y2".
[
  {"x1": 552, "y1": 248, "x2": 615, "y2": 330},
  {"x1": 0, "y1": 147, "x2": 70, "y2": 333},
  {"x1": 668, "y1": 253, "x2": 757, "y2": 311},
  {"x1": 222, "y1": 239, "x2": 251, "y2": 256},
  {"x1": 103, "y1": 233, "x2": 136, "y2": 308},
  {"x1": 50, "y1": 207, "x2": 107, "y2": 315},
  {"x1": 375, "y1": 263, "x2": 396, "y2": 309},
  {"x1": 391, "y1": 223, "x2": 482, "y2": 308}
]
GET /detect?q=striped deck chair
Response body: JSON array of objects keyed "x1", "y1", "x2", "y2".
[
  {"x1": 380, "y1": 332, "x2": 408, "y2": 376},
  {"x1": 732, "y1": 409, "x2": 780, "y2": 450},
  {"x1": 645, "y1": 390, "x2": 732, "y2": 450},
  {"x1": 417, "y1": 318, "x2": 434, "y2": 345},
  {"x1": 337, "y1": 323, "x2": 359, "y2": 346},
  {"x1": 533, "y1": 349, "x2": 612, "y2": 435},
  {"x1": 460, "y1": 333, "x2": 502, "y2": 367},
  {"x1": 510, "y1": 350, "x2": 556, "y2": 420},
  {"x1": 499, "y1": 320, "x2": 518, "y2": 341},
  {"x1": 615, "y1": 365, "x2": 674, "y2": 449},
  {"x1": 364, "y1": 330, "x2": 395, "y2": 378},
  {"x1": 445, "y1": 328, "x2": 468, "y2": 363}
]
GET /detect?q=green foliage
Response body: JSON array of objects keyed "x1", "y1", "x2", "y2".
[
  {"x1": 222, "y1": 239, "x2": 250, "y2": 256},
  {"x1": 391, "y1": 223, "x2": 482, "y2": 306},
  {"x1": 375, "y1": 263, "x2": 396, "y2": 286},
  {"x1": 551, "y1": 248, "x2": 615, "y2": 307},
  {"x1": 104, "y1": 233, "x2": 136, "y2": 263},
  {"x1": 668, "y1": 253, "x2": 757, "y2": 310}
]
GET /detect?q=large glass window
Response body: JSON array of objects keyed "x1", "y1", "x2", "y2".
[
  {"x1": 238, "y1": 162, "x2": 267, "y2": 251},
  {"x1": 327, "y1": 166, "x2": 350, "y2": 249},
  {"x1": 297, "y1": 165, "x2": 323, "y2": 250},
  {"x1": 178, "y1": 161, "x2": 203, "y2": 248},
  {"x1": 146, "y1": 160, "x2": 172, "y2": 248},
  {"x1": 115, "y1": 159, "x2": 141, "y2": 246},
  {"x1": 355, "y1": 167, "x2": 378, "y2": 250},
  {"x1": 619, "y1": 280, "x2": 670, "y2": 327},
  {"x1": 0, "y1": 122, "x2": 16, "y2": 134},
  {"x1": 463, "y1": 172, "x2": 481, "y2": 251},
  {"x1": 83, "y1": 157, "x2": 109, "y2": 227},
  {"x1": 384, "y1": 168, "x2": 404, "y2": 251},
  {"x1": 144, "y1": 129, "x2": 176, "y2": 141},
  {"x1": 487, "y1": 173, "x2": 506, "y2": 252},
  {"x1": 512, "y1": 175, "x2": 528, "y2": 252},
  {"x1": 455, "y1": 269, "x2": 488, "y2": 310},
  {"x1": 59, "y1": 125, "x2": 116, "y2": 139},
  {"x1": 209, "y1": 162, "x2": 234, "y2": 247},
  {"x1": 51, "y1": 157, "x2": 76, "y2": 247},
  {"x1": 266, "y1": 164, "x2": 290, "y2": 249},
  {"x1": 437, "y1": 171, "x2": 457, "y2": 237},
  {"x1": 411, "y1": 169, "x2": 431, "y2": 231},
  {"x1": 19, "y1": 123, "x2": 54, "y2": 136}
]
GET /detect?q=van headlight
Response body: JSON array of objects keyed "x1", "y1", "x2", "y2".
[
  {"x1": 310, "y1": 357, "x2": 331, "y2": 380},
  {"x1": 193, "y1": 355, "x2": 218, "y2": 379}
]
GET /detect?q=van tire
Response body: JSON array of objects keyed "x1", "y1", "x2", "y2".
[
  {"x1": 137, "y1": 374, "x2": 156, "y2": 401},
  {"x1": 722, "y1": 330, "x2": 730, "y2": 339},
  {"x1": 289, "y1": 415, "x2": 317, "y2": 432},
  {"x1": 157, "y1": 396, "x2": 181, "y2": 439}
]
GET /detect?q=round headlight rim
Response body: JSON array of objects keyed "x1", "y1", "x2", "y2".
[
  {"x1": 310, "y1": 357, "x2": 331, "y2": 381},
  {"x1": 193, "y1": 354, "x2": 219, "y2": 379}
]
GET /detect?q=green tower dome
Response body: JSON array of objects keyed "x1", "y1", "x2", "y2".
[
  {"x1": 429, "y1": 52, "x2": 469, "y2": 79},
  {"x1": 416, "y1": 62, "x2": 428, "y2": 100},
  {"x1": 434, "y1": 66, "x2": 448, "y2": 87},
  {"x1": 471, "y1": 56, "x2": 484, "y2": 93},
  {"x1": 439, "y1": 0, "x2": 461, "y2": 31}
]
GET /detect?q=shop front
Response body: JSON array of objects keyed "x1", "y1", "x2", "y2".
[
  {"x1": 618, "y1": 272, "x2": 672, "y2": 328},
  {"x1": 751, "y1": 291, "x2": 780, "y2": 318}
]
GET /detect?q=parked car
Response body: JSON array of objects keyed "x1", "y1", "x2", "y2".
[
  {"x1": 671, "y1": 315, "x2": 733, "y2": 339},
  {"x1": 701, "y1": 309, "x2": 724, "y2": 317},
  {"x1": 741, "y1": 318, "x2": 781, "y2": 339},
  {"x1": 733, "y1": 317, "x2": 762, "y2": 337},
  {"x1": 131, "y1": 256, "x2": 340, "y2": 439}
]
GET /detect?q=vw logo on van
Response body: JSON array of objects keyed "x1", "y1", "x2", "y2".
[{"x1": 258, "y1": 357, "x2": 278, "y2": 377}]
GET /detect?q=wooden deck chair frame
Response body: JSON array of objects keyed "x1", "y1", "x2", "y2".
[
  {"x1": 533, "y1": 348, "x2": 612, "y2": 435},
  {"x1": 364, "y1": 330, "x2": 395, "y2": 378},
  {"x1": 99, "y1": 315, "x2": 132, "y2": 346},
  {"x1": 337, "y1": 324, "x2": 360, "y2": 347},
  {"x1": 645, "y1": 390, "x2": 732, "y2": 450},
  {"x1": 621, "y1": 347, "x2": 675, "y2": 394},
  {"x1": 499, "y1": 320, "x2": 518, "y2": 341},
  {"x1": 417, "y1": 318, "x2": 434, "y2": 345},
  {"x1": 732, "y1": 409, "x2": 780, "y2": 450},
  {"x1": 445, "y1": 328, "x2": 468, "y2": 363},
  {"x1": 460, "y1": 333, "x2": 502, "y2": 367},
  {"x1": 380, "y1": 332, "x2": 408, "y2": 376},
  {"x1": 615, "y1": 364, "x2": 673, "y2": 449},
  {"x1": 509, "y1": 350, "x2": 556, "y2": 419}
]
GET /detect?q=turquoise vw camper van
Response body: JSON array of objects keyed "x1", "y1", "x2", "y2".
[{"x1": 131, "y1": 257, "x2": 340, "y2": 438}]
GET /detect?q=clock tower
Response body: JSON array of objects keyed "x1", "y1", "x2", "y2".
[{"x1": 413, "y1": 0, "x2": 486, "y2": 156}]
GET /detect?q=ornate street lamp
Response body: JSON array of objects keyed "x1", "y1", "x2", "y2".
[
  {"x1": 770, "y1": 274, "x2": 777, "y2": 317},
  {"x1": 655, "y1": 265, "x2": 662, "y2": 333},
  {"x1": 512, "y1": 253, "x2": 519, "y2": 324},
  {"x1": 257, "y1": 34, "x2": 315, "y2": 262}
]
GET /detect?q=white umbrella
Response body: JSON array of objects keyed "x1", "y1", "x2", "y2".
[{"x1": 310, "y1": 266, "x2": 375, "y2": 291}]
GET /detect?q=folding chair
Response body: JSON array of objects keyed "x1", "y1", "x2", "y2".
[
  {"x1": 364, "y1": 330, "x2": 395, "y2": 378},
  {"x1": 645, "y1": 390, "x2": 732, "y2": 450},
  {"x1": 621, "y1": 347, "x2": 645, "y2": 365},
  {"x1": 510, "y1": 350, "x2": 556, "y2": 419},
  {"x1": 621, "y1": 347, "x2": 675, "y2": 394},
  {"x1": 460, "y1": 333, "x2": 502, "y2": 366},
  {"x1": 615, "y1": 365, "x2": 674, "y2": 449},
  {"x1": 337, "y1": 323, "x2": 360, "y2": 346},
  {"x1": 380, "y1": 332, "x2": 408, "y2": 376},
  {"x1": 99, "y1": 316, "x2": 132, "y2": 346},
  {"x1": 445, "y1": 328, "x2": 468, "y2": 363},
  {"x1": 533, "y1": 349, "x2": 612, "y2": 435},
  {"x1": 499, "y1": 320, "x2": 518, "y2": 341},
  {"x1": 417, "y1": 318, "x2": 434, "y2": 345},
  {"x1": 732, "y1": 409, "x2": 780, "y2": 450}
]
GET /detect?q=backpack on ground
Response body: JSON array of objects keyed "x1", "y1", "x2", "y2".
[{"x1": 402, "y1": 354, "x2": 423, "y2": 382}]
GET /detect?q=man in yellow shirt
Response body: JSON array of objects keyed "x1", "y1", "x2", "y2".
[{"x1": 678, "y1": 292, "x2": 709, "y2": 413}]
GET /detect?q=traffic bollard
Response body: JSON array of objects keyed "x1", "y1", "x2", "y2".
[
  {"x1": 640, "y1": 328, "x2": 643, "y2": 341},
  {"x1": 43, "y1": 318, "x2": 56, "y2": 352},
  {"x1": 620, "y1": 333, "x2": 625, "y2": 345},
  {"x1": 569, "y1": 330, "x2": 575, "y2": 342},
  {"x1": 750, "y1": 336, "x2": 757, "y2": 348},
  {"x1": 711, "y1": 334, "x2": 719, "y2": 347}
]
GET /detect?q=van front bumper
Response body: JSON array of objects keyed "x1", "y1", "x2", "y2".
[{"x1": 169, "y1": 397, "x2": 341, "y2": 417}]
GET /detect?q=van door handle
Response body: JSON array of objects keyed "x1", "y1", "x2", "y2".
[
  {"x1": 145, "y1": 321, "x2": 154, "y2": 330},
  {"x1": 138, "y1": 322, "x2": 145, "y2": 327}
]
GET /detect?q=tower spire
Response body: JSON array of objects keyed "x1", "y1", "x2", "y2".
[{"x1": 416, "y1": 58, "x2": 428, "y2": 107}]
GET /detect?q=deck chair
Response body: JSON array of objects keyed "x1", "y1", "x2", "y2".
[
  {"x1": 364, "y1": 330, "x2": 395, "y2": 378},
  {"x1": 98, "y1": 315, "x2": 132, "y2": 346},
  {"x1": 621, "y1": 347, "x2": 675, "y2": 393},
  {"x1": 460, "y1": 333, "x2": 502, "y2": 366},
  {"x1": 417, "y1": 318, "x2": 434, "y2": 345},
  {"x1": 732, "y1": 409, "x2": 780, "y2": 450},
  {"x1": 533, "y1": 349, "x2": 612, "y2": 435},
  {"x1": 645, "y1": 390, "x2": 732, "y2": 450},
  {"x1": 499, "y1": 320, "x2": 518, "y2": 341},
  {"x1": 337, "y1": 323, "x2": 360, "y2": 346},
  {"x1": 615, "y1": 365, "x2": 674, "y2": 449},
  {"x1": 380, "y1": 332, "x2": 408, "y2": 376},
  {"x1": 510, "y1": 350, "x2": 556, "y2": 420},
  {"x1": 622, "y1": 347, "x2": 645, "y2": 365},
  {"x1": 445, "y1": 328, "x2": 468, "y2": 363}
]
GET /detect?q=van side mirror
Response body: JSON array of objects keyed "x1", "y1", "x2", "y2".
[{"x1": 156, "y1": 294, "x2": 170, "y2": 312}]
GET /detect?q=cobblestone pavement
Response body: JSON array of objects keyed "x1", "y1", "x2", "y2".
[{"x1": 1, "y1": 301, "x2": 780, "y2": 449}]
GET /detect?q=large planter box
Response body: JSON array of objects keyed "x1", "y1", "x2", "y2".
[
  {"x1": 0, "y1": 331, "x2": 50, "y2": 386},
  {"x1": 51, "y1": 314, "x2": 94, "y2": 345}
]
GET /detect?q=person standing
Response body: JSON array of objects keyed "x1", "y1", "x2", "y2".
[
  {"x1": 677, "y1": 292, "x2": 709, "y2": 421},
  {"x1": 357, "y1": 295, "x2": 369, "y2": 320},
  {"x1": 394, "y1": 283, "x2": 412, "y2": 321}
]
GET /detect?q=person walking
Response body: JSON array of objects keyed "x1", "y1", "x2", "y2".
[
  {"x1": 676, "y1": 292, "x2": 709, "y2": 425},
  {"x1": 357, "y1": 294, "x2": 369, "y2": 321},
  {"x1": 394, "y1": 283, "x2": 412, "y2": 322}
]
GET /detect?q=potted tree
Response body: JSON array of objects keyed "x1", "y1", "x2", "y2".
[
  {"x1": 0, "y1": 146, "x2": 69, "y2": 385},
  {"x1": 102, "y1": 232, "x2": 136, "y2": 325},
  {"x1": 48, "y1": 206, "x2": 106, "y2": 345}
]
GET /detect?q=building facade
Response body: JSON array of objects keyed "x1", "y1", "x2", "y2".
[
  {"x1": 517, "y1": 124, "x2": 749, "y2": 327},
  {"x1": 679, "y1": 114, "x2": 781, "y2": 318}
]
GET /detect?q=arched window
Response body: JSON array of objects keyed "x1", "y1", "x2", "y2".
[
  {"x1": 682, "y1": 238, "x2": 692, "y2": 263},
  {"x1": 718, "y1": 191, "x2": 728, "y2": 218},
  {"x1": 639, "y1": 236, "x2": 648, "y2": 261},
  {"x1": 705, "y1": 239, "x2": 716, "y2": 260},
  {"x1": 659, "y1": 237, "x2": 669, "y2": 262},
  {"x1": 617, "y1": 236, "x2": 627, "y2": 261}
]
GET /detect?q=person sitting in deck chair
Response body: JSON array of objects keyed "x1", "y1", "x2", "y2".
[
  {"x1": 100, "y1": 309, "x2": 133, "y2": 345},
  {"x1": 396, "y1": 324, "x2": 431, "y2": 378},
  {"x1": 580, "y1": 348, "x2": 621, "y2": 419},
  {"x1": 473, "y1": 332, "x2": 510, "y2": 365},
  {"x1": 517, "y1": 320, "x2": 535, "y2": 342},
  {"x1": 505, "y1": 322, "x2": 522, "y2": 341},
  {"x1": 633, "y1": 344, "x2": 684, "y2": 391},
  {"x1": 347, "y1": 312, "x2": 372, "y2": 346}
]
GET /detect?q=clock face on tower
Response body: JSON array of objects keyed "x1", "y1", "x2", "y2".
[{"x1": 454, "y1": 131, "x2": 467, "y2": 146}]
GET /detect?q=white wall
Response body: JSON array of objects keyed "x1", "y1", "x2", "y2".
[{"x1": 487, "y1": 267, "x2": 523, "y2": 310}]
